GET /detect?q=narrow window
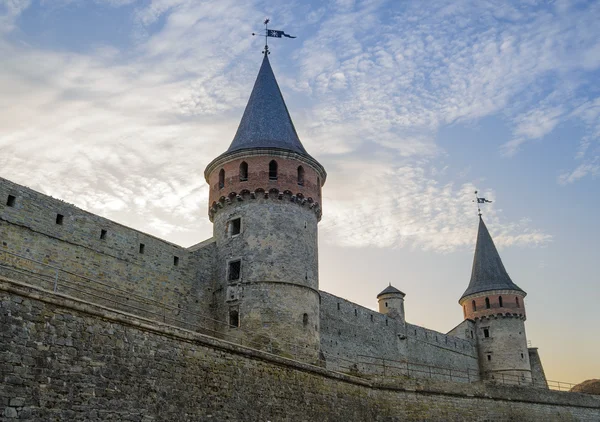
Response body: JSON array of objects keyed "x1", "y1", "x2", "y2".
[
  {"x1": 485, "y1": 297, "x2": 490, "y2": 309},
  {"x1": 385, "y1": 319, "x2": 388, "y2": 326},
  {"x1": 337, "y1": 303, "x2": 340, "y2": 311},
  {"x1": 521, "y1": 353, "x2": 524, "y2": 359},
  {"x1": 173, "y1": 256, "x2": 179, "y2": 266},
  {"x1": 385, "y1": 302, "x2": 388, "y2": 307},
  {"x1": 218, "y1": 169, "x2": 225, "y2": 189},
  {"x1": 56, "y1": 214, "x2": 64, "y2": 225},
  {"x1": 472, "y1": 300, "x2": 476, "y2": 312},
  {"x1": 499, "y1": 296, "x2": 503, "y2": 307},
  {"x1": 303, "y1": 313, "x2": 308, "y2": 327},
  {"x1": 269, "y1": 160, "x2": 278, "y2": 180},
  {"x1": 239, "y1": 161, "x2": 248, "y2": 181},
  {"x1": 6, "y1": 195, "x2": 15, "y2": 207},
  {"x1": 354, "y1": 309, "x2": 357, "y2": 316},
  {"x1": 297, "y1": 166, "x2": 304, "y2": 186},
  {"x1": 229, "y1": 217, "x2": 241, "y2": 236},
  {"x1": 229, "y1": 309, "x2": 239, "y2": 328},
  {"x1": 487, "y1": 354, "x2": 491, "y2": 361},
  {"x1": 516, "y1": 297, "x2": 520, "y2": 308},
  {"x1": 100, "y1": 229, "x2": 107, "y2": 240},
  {"x1": 484, "y1": 328, "x2": 490, "y2": 338},
  {"x1": 470, "y1": 330, "x2": 474, "y2": 339},
  {"x1": 139, "y1": 243, "x2": 145, "y2": 254},
  {"x1": 370, "y1": 315, "x2": 373, "y2": 322},
  {"x1": 228, "y1": 260, "x2": 241, "y2": 281}
]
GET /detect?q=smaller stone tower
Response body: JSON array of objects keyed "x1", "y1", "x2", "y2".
[
  {"x1": 377, "y1": 284, "x2": 406, "y2": 321},
  {"x1": 460, "y1": 216, "x2": 532, "y2": 384}
]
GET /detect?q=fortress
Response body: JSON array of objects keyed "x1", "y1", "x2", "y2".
[{"x1": 1, "y1": 52, "x2": 599, "y2": 420}]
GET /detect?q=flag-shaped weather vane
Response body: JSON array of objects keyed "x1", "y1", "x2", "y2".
[
  {"x1": 252, "y1": 18, "x2": 296, "y2": 55},
  {"x1": 473, "y1": 190, "x2": 492, "y2": 216}
]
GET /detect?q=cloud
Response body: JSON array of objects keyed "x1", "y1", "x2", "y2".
[
  {"x1": 2, "y1": 0, "x2": 582, "y2": 250},
  {"x1": 558, "y1": 160, "x2": 600, "y2": 185},
  {"x1": 320, "y1": 157, "x2": 551, "y2": 251}
]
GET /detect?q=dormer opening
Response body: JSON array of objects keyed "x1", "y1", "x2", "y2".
[
  {"x1": 219, "y1": 169, "x2": 225, "y2": 189},
  {"x1": 269, "y1": 160, "x2": 278, "y2": 180},
  {"x1": 297, "y1": 166, "x2": 304, "y2": 186},
  {"x1": 239, "y1": 162, "x2": 248, "y2": 181}
]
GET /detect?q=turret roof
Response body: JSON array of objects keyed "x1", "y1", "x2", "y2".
[
  {"x1": 460, "y1": 216, "x2": 525, "y2": 301},
  {"x1": 377, "y1": 284, "x2": 405, "y2": 298},
  {"x1": 226, "y1": 53, "x2": 308, "y2": 155}
]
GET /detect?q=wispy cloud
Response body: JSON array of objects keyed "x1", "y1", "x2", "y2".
[{"x1": 7, "y1": 0, "x2": 599, "y2": 250}]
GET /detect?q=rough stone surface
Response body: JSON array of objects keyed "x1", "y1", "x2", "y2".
[
  {"x1": 212, "y1": 197, "x2": 320, "y2": 360},
  {"x1": 320, "y1": 292, "x2": 480, "y2": 382},
  {"x1": 474, "y1": 315, "x2": 532, "y2": 383},
  {"x1": 1, "y1": 279, "x2": 599, "y2": 422},
  {"x1": 0, "y1": 176, "x2": 216, "y2": 327}
]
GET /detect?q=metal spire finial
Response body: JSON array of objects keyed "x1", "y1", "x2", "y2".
[
  {"x1": 473, "y1": 190, "x2": 492, "y2": 217},
  {"x1": 251, "y1": 18, "x2": 296, "y2": 55}
]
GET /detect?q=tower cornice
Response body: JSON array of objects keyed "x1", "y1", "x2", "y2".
[{"x1": 204, "y1": 148, "x2": 326, "y2": 184}]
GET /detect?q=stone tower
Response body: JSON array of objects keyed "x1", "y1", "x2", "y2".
[
  {"x1": 377, "y1": 284, "x2": 406, "y2": 321},
  {"x1": 204, "y1": 53, "x2": 326, "y2": 361},
  {"x1": 459, "y1": 216, "x2": 532, "y2": 384}
]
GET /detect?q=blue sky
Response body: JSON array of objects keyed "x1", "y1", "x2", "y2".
[{"x1": 1, "y1": 0, "x2": 599, "y2": 383}]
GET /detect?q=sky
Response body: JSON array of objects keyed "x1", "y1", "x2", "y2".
[{"x1": 0, "y1": 0, "x2": 598, "y2": 384}]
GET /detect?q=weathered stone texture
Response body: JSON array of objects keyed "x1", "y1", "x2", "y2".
[
  {"x1": 0, "y1": 176, "x2": 215, "y2": 327},
  {"x1": 529, "y1": 347, "x2": 549, "y2": 388},
  {"x1": 1, "y1": 279, "x2": 599, "y2": 421},
  {"x1": 320, "y1": 292, "x2": 479, "y2": 382},
  {"x1": 212, "y1": 197, "x2": 320, "y2": 360},
  {"x1": 475, "y1": 316, "x2": 532, "y2": 382}
]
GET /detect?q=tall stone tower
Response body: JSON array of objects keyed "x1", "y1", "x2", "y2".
[
  {"x1": 204, "y1": 53, "x2": 326, "y2": 361},
  {"x1": 459, "y1": 216, "x2": 532, "y2": 384}
]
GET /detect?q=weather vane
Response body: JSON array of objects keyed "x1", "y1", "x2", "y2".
[
  {"x1": 473, "y1": 190, "x2": 492, "y2": 216},
  {"x1": 252, "y1": 18, "x2": 296, "y2": 55}
]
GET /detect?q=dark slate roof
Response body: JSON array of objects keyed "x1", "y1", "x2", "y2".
[
  {"x1": 460, "y1": 216, "x2": 525, "y2": 301},
  {"x1": 377, "y1": 284, "x2": 405, "y2": 298},
  {"x1": 226, "y1": 53, "x2": 308, "y2": 155}
]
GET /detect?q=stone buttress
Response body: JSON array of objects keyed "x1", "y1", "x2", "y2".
[
  {"x1": 204, "y1": 53, "x2": 326, "y2": 361},
  {"x1": 460, "y1": 216, "x2": 532, "y2": 384}
]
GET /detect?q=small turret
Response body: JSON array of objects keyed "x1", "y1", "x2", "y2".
[
  {"x1": 460, "y1": 216, "x2": 532, "y2": 384},
  {"x1": 377, "y1": 284, "x2": 405, "y2": 321}
]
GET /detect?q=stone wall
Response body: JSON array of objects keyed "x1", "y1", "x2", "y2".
[
  {"x1": 0, "y1": 177, "x2": 214, "y2": 326},
  {"x1": 320, "y1": 292, "x2": 479, "y2": 382},
  {"x1": 474, "y1": 316, "x2": 532, "y2": 382},
  {"x1": 529, "y1": 347, "x2": 549, "y2": 388},
  {"x1": 211, "y1": 196, "x2": 321, "y2": 360},
  {"x1": 2, "y1": 277, "x2": 599, "y2": 421},
  {"x1": 404, "y1": 323, "x2": 479, "y2": 381}
]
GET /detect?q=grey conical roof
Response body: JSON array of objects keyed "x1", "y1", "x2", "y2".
[
  {"x1": 377, "y1": 284, "x2": 405, "y2": 298},
  {"x1": 226, "y1": 53, "x2": 308, "y2": 155},
  {"x1": 460, "y1": 216, "x2": 525, "y2": 301}
]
